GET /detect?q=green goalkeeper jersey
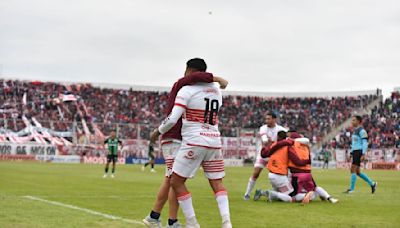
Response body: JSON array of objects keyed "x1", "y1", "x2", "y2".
[{"x1": 104, "y1": 137, "x2": 122, "y2": 156}]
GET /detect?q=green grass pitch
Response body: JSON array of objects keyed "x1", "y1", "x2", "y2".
[{"x1": 0, "y1": 162, "x2": 399, "y2": 227}]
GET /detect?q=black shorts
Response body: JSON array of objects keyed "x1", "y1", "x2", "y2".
[
  {"x1": 351, "y1": 150, "x2": 362, "y2": 166},
  {"x1": 107, "y1": 154, "x2": 118, "y2": 163}
]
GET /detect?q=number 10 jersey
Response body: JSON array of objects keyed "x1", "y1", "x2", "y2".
[{"x1": 174, "y1": 82, "x2": 223, "y2": 149}]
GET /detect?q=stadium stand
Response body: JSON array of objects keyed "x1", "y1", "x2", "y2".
[
  {"x1": 1, "y1": 79, "x2": 397, "y2": 151},
  {"x1": 332, "y1": 91, "x2": 399, "y2": 150}
]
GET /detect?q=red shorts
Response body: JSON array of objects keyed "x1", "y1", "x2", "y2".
[{"x1": 291, "y1": 172, "x2": 316, "y2": 194}]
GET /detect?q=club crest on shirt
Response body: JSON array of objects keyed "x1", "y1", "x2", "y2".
[{"x1": 184, "y1": 151, "x2": 196, "y2": 160}]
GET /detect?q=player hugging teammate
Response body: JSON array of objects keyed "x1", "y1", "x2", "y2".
[
  {"x1": 255, "y1": 130, "x2": 338, "y2": 204},
  {"x1": 143, "y1": 58, "x2": 231, "y2": 228},
  {"x1": 242, "y1": 113, "x2": 339, "y2": 205}
]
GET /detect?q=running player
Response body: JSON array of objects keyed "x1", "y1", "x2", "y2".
[
  {"x1": 143, "y1": 58, "x2": 229, "y2": 228},
  {"x1": 345, "y1": 115, "x2": 377, "y2": 194},
  {"x1": 103, "y1": 130, "x2": 123, "y2": 178},
  {"x1": 152, "y1": 59, "x2": 231, "y2": 228},
  {"x1": 243, "y1": 112, "x2": 287, "y2": 200},
  {"x1": 142, "y1": 143, "x2": 156, "y2": 173}
]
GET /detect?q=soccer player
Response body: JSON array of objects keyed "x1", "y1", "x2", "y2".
[
  {"x1": 321, "y1": 146, "x2": 331, "y2": 169},
  {"x1": 143, "y1": 58, "x2": 229, "y2": 228},
  {"x1": 151, "y1": 58, "x2": 231, "y2": 228},
  {"x1": 103, "y1": 130, "x2": 123, "y2": 178},
  {"x1": 142, "y1": 143, "x2": 156, "y2": 173},
  {"x1": 254, "y1": 131, "x2": 296, "y2": 202},
  {"x1": 243, "y1": 112, "x2": 287, "y2": 200},
  {"x1": 345, "y1": 115, "x2": 377, "y2": 194},
  {"x1": 257, "y1": 131, "x2": 339, "y2": 204}
]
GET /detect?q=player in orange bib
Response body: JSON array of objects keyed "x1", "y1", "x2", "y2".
[
  {"x1": 262, "y1": 131, "x2": 339, "y2": 204},
  {"x1": 254, "y1": 131, "x2": 296, "y2": 202}
]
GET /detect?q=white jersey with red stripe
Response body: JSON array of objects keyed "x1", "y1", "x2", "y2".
[
  {"x1": 174, "y1": 83, "x2": 222, "y2": 148},
  {"x1": 259, "y1": 124, "x2": 287, "y2": 143},
  {"x1": 254, "y1": 124, "x2": 287, "y2": 168}
]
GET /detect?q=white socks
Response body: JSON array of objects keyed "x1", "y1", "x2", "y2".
[
  {"x1": 269, "y1": 190, "x2": 292, "y2": 202},
  {"x1": 177, "y1": 192, "x2": 197, "y2": 223},
  {"x1": 315, "y1": 186, "x2": 330, "y2": 200},
  {"x1": 215, "y1": 191, "x2": 231, "y2": 223},
  {"x1": 245, "y1": 177, "x2": 257, "y2": 196},
  {"x1": 178, "y1": 190, "x2": 231, "y2": 225}
]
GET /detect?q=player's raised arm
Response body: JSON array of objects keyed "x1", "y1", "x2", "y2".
[
  {"x1": 213, "y1": 76, "x2": 228, "y2": 89},
  {"x1": 261, "y1": 139, "x2": 293, "y2": 158},
  {"x1": 176, "y1": 72, "x2": 228, "y2": 90},
  {"x1": 177, "y1": 72, "x2": 213, "y2": 87}
]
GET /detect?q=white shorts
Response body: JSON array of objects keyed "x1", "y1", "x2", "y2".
[
  {"x1": 161, "y1": 141, "x2": 181, "y2": 177},
  {"x1": 268, "y1": 172, "x2": 293, "y2": 195},
  {"x1": 254, "y1": 154, "x2": 268, "y2": 169},
  {"x1": 172, "y1": 144, "x2": 225, "y2": 180}
]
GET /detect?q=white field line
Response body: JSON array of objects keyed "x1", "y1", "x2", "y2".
[{"x1": 22, "y1": 195, "x2": 144, "y2": 226}]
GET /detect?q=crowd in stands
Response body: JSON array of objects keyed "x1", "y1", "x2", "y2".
[
  {"x1": 1, "y1": 79, "x2": 397, "y2": 149},
  {"x1": 332, "y1": 91, "x2": 400, "y2": 149}
]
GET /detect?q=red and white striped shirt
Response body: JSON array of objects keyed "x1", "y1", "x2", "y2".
[{"x1": 158, "y1": 83, "x2": 222, "y2": 148}]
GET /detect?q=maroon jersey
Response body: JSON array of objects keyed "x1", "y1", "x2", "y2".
[{"x1": 161, "y1": 72, "x2": 213, "y2": 141}]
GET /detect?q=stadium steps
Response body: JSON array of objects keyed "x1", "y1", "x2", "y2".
[{"x1": 314, "y1": 95, "x2": 382, "y2": 149}]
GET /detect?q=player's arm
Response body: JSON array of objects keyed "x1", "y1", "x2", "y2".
[
  {"x1": 118, "y1": 140, "x2": 123, "y2": 149},
  {"x1": 103, "y1": 139, "x2": 108, "y2": 149},
  {"x1": 260, "y1": 145, "x2": 273, "y2": 158},
  {"x1": 261, "y1": 139, "x2": 294, "y2": 158},
  {"x1": 360, "y1": 129, "x2": 369, "y2": 161},
  {"x1": 288, "y1": 147, "x2": 311, "y2": 166},
  {"x1": 150, "y1": 87, "x2": 190, "y2": 143},
  {"x1": 360, "y1": 129, "x2": 368, "y2": 155},
  {"x1": 176, "y1": 72, "x2": 228, "y2": 89},
  {"x1": 260, "y1": 133, "x2": 269, "y2": 145},
  {"x1": 158, "y1": 105, "x2": 185, "y2": 134},
  {"x1": 295, "y1": 137, "x2": 310, "y2": 145},
  {"x1": 259, "y1": 127, "x2": 268, "y2": 144}
]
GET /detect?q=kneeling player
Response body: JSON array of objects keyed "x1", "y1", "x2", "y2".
[
  {"x1": 254, "y1": 131, "x2": 295, "y2": 202},
  {"x1": 259, "y1": 132, "x2": 338, "y2": 204}
]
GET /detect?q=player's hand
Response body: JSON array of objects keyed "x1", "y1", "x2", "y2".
[
  {"x1": 150, "y1": 128, "x2": 160, "y2": 144},
  {"x1": 360, "y1": 155, "x2": 365, "y2": 162},
  {"x1": 263, "y1": 140, "x2": 272, "y2": 147},
  {"x1": 214, "y1": 76, "x2": 228, "y2": 89}
]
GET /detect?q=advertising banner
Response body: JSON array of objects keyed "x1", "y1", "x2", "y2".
[
  {"x1": 0, "y1": 143, "x2": 57, "y2": 155},
  {"x1": 35, "y1": 155, "x2": 81, "y2": 163},
  {"x1": 82, "y1": 156, "x2": 126, "y2": 164}
]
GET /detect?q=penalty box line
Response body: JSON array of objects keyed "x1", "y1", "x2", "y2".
[{"x1": 22, "y1": 195, "x2": 144, "y2": 226}]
